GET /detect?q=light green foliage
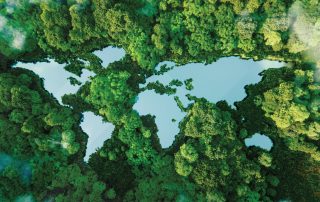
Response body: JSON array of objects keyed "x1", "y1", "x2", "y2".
[
  {"x1": 174, "y1": 100, "x2": 276, "y2": 201},
  {"x1": 236, "y1": 16, "x2": 257, "y2": 52},
  {"x1": 86, "y1": 70, "x2": 137, "y2": 122},
  {"x1": 260, "y1": 13, "x2": 288, "y2": 51},
  {"x1": 39, "y1": 1, "x2": 72, "y2": 52},
  {"x1": 180, "y1": 144, "x2": 198, "y2": 163},
  {"x1": 44, "y1": 108, "x2": 77, "y2": 130},
  {"x1": 10, "y1": 0, "x2": 303, "y2": 69},
  {"x1": 69, "y1": 0, "x2": 99, "y2": 43},
  {"x1": 61, "y1": 130, "x2": 80, "y2": 155},
  {"x1": 214, "y1": 4, "x2": 237, "y2": 54},
  {"x1": 0, "y1": 0, "x2": 319, "y2": 201},
  {"x1": 259, "y1": 69, "x2": 320, "y2": 161},
  {"x1": 246, "y1": 0, "x2": 260, "y2": 13},
  {"x1": 264, "y1": 31, "x2": 283, "y2": 51},
  {"x1": 174, "y1": 152, "x2": 193, "y2": 177},
  {"x1": 237, "y1": 66, "x2": 320, "y2": 200},
  {"x1": 182, "y1": 1, "x2": 216, "y2": 58},
  {"x1": 258, "y1": 152, "x2": 273, "y2": 167},
  {"x1": 183, "y1": 101, "x2": 235, "y2": 138}
]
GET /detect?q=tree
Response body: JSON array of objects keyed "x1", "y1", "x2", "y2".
[
  {"x1": 236, "y1": 16, "x2": 257, "y2": 52},
  {"x1": 85, "y1": 70, "x2": 137, "y2": 122},
  {"x1": 0, "y1": 0, "x2": 40, "y2": 61},
  {"x1": 48, "y1": 164, "x2": 106, "y2": 202},
  {"x1": 0, "y1": 68, "x2": 87, "y2": 201},
  {"x1": 257, "y1": 68, "x2": 320, "y2": 161},
  {"x1": 173, "y1": 99, "x2": 277, "y2": 201},
  {"x1": 0, "y1": 0, "x2": 318, "y2": 200},
  {"x1": 272, "y1": 140, "x2": 320, "y2": 202}
]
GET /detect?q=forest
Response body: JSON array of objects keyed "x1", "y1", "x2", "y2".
[{"x1": 0, "y1": 0, "x2": 319, "y2": 201}]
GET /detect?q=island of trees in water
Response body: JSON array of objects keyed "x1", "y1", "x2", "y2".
[{"x1": 0, "y1": 0, "x2": 319, "y2": 201}]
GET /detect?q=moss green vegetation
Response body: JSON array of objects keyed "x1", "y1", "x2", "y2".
[{"x1": 0, "y1": 0, "x2": 319, "y2": 201}]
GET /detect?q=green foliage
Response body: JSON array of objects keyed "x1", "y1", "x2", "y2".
[
  {"x1": 174, "y1": 100, "x2": 277, "y2": 201},
  {"x1": 124, "y1": 156, "x2": 200, "y2": 201},
  {"x1": 272, "y1": 141, "x2": 320, "y2": 202},
  {"x1": 68, "y1": 77, "x2": 82, "y2": 86},
  {"x1": 0, "y1": 0, "x2": 39, "y2": 60},
  {"x1": 89, "y1": 139, "x2": 135, "y2": 201},
  {"x1": 236, "y1": 16, "x2": 257, "y2": 52},
  {"x1": 106, "y1": 188, "x2": 117, "y2": 200},
  {"x1": 174, "y1": 96, "x2": 187, "y2": 112},
  {"x1": 184, "y1": 78, "x2": 194, "y2": 91},
  {"x1": 0, "y1": 0, "x2": 318, "y2": 201},
  {"x1": 143, "y1": 80, "x2": 177, "y2": 95},
  {"x1": 258, "y1": 152, "x2": 273, "y2": 167},
  {"x1": 1, "y1": 0, "x2": 304, "y2": 69},
  {"x1": 237, "y1": 65, "x2": 320, "y2": 200},
  {"x1": 85, "y1": 70, "x2": 137, "y2": 122},
  {"x1": 258, "y1": 68, "x2": 320, "y2": 161},
  {"x1": 48, "y1": 164, "x2": 106, "y2": 202},
  {"x1": 154, "y1": 64, "x2": 174, "y2": 75},
  {"x1": 0, "y1": 68, "x2": 87, "y2": 201},
  {"x1": 169, "y1": 79, "x2": 183, "y2": 87}
]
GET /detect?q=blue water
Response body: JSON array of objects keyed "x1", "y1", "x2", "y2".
[
  {"x1": 14, "y1": 47, "x2": 280, "y2": 157},
  {"x1": 245, "y1": 134, "x2": 273, "y2": 151},
  {"x1": 134, "y1": 58, "x2": 283, "y2": 148},
  {"x1": 81, "y1": 112, "x2": 114, "y2": 161},
  {"x1": 14, "y1": 47, "x2": 123, "y2": 160}
]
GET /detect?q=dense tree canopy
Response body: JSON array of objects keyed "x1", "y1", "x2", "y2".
[
  {"x1": 0, "y1": 68, "x2": 107, "y2": 201},
  {"x1": 173, "y1": 100, "x2": 278, "y2": 201},
  {"x1": 236, "y1": 64, "x2": 320, "y2": 201},
  {"x1": 2, "y1": 0, "x2": 318, "y2": 69},
  {"x1": 237, "y1": 65, "x2": 320, "y2": 161},
  {"x1": 0, "y1": 0, "x2": 319, "y2": 201}
]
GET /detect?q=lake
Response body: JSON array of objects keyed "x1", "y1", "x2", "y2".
[{"x1": 15, "y1": 47, "x2": 280, "y2": 160}]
